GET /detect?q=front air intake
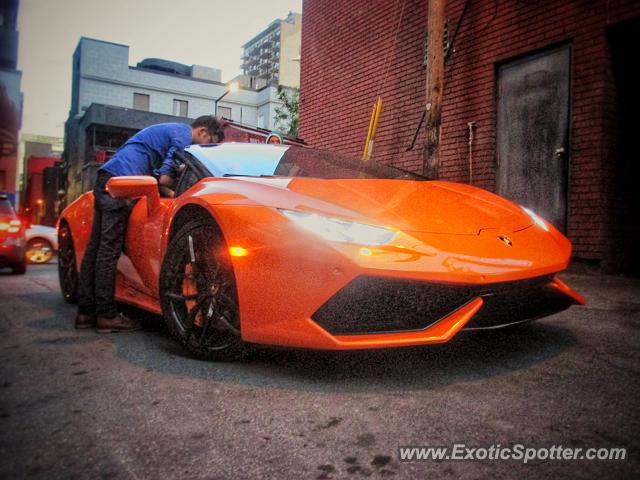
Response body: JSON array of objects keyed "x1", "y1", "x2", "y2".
[{"x1": 311, "y1": 274, "x2": 571, "y2": 335}]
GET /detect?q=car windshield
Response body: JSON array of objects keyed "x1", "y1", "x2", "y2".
[
  {"x1": 185, "y1": 144, "x2": 425, "y2": 181},
  {"x1": 0, "y1": 198, "x2": 16, "y2": 216}
]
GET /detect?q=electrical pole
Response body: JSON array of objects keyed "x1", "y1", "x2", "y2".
[{"x1": 423, "y1": 0, "x2": 445, "y2": 179}]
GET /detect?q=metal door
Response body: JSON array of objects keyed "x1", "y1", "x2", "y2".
[{"x1": 496, "y1": 45, "x2": 571, "y2": 231}]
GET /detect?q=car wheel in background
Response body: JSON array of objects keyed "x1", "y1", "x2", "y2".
[
  {"x1": 160, "y1": 219, "x2": 245, "y2": 361},
  {"x1": 26, "y1": 237, "x2": 54, "y2": 264},
  {"x1": 57, "y1": 223, "x2": 78, "y2": 303}
]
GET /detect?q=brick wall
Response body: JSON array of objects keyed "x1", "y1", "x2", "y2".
[{"x1": 300, "y1": 0, "x2": 640, "y2": 268}]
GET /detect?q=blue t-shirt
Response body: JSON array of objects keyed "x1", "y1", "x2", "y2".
[{"x1": 101, "y1": 123, "x2": 192, "y2": 177}]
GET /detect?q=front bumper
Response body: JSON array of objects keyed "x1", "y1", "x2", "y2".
[
  {"x1": 211, "y1": 205, "x2": 584, "y2": 350},
  {"x1": 297, "y1": 274, "x2": 583, "y2": 350},
  {"x1": 312, "y1": 274, "x2": 584, "y2": 335}
]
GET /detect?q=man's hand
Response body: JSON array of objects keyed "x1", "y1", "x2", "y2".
[
  {"x1": 159, "y1": 186, "x2": 175, "y2": 198},
  {"x1": 159, "y1": 174, "x2": 176, "y2": 198}
]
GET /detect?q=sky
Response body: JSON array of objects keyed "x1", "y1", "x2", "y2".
[{"x1": 16, "y1": 0, "x2": 303, "y2": 138}]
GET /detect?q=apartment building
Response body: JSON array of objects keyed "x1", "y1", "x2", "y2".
[{"x1": 241, "y1": 12, "x2": 301, "y2": 88}]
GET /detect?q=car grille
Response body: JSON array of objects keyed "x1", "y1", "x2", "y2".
[{"x1": 311, "y1": 274, "x2": 573, "y2": 335}]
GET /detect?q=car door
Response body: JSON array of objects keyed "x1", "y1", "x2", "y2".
[
  {"x1": 116, "y1": 154, "x2": 212, "y2": 303},
  {"x1": 116, "y1": 195, "x2": 173, "y2": 304}
]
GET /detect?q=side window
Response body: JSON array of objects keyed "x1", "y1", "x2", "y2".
[
  {"x1": 173, "y1": 99, "x2": 188, "y2": 117},
  {"x1": 173, "y1": 152, "x2": 212, "y2": 197},
  {"x1": 133, "y1": 93, "x2": 150, "y2": 111},
  {"x1": 217, "y1": 106, "x2": 232, "y2": 119}
]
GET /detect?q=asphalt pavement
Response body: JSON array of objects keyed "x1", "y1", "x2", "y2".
[{"x1": 0, "y1": 263, "x2": 638, "y2": 479}]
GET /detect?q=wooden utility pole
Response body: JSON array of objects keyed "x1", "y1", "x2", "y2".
[{"x1": 423, "y1": 0, "x2": 445, "y2": 179}]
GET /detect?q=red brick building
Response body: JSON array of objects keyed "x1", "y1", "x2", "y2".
[{"x1": 299, "y1": 0, "x2": 640, "y2": 273}]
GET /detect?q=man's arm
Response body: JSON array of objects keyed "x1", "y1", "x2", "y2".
[
  {"x1": 158, "y1": 151, "x2": 177, "y2": 198},
  {"x1": 158, "y1": 131, "x2": 188, "y2": 198},
  {"x1": 158, "y1": 145, "x2": 180, "y2": 177}
]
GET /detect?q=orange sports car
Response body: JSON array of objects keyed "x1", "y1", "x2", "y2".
[{"x1": 57, "y1": 143, "x2": 584, "y2": 360}]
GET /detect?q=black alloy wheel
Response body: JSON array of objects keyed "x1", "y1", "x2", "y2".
[{"x1": 159, "y1": 219, "x2": 245, "y2": 361}]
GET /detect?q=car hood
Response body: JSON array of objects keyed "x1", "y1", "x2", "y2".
[{"x1": 201, "y1": 177, "x2": 533, "y2": 234}]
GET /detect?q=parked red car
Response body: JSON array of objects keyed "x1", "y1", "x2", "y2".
[{"x1": 0, "y1": 194, "x2": 27, "y2": 274}]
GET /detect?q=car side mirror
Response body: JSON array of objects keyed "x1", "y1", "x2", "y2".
[{"x1": 106, "y1": 176, "x2": 160, "y2": 215}]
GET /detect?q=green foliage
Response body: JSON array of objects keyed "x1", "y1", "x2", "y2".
[{"x1": 274, "y1": 85, "x2": 299, "y2": 137}]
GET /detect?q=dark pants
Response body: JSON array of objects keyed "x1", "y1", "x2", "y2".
[{"x1": 78, "y1": 170, "x2": 132, "y2": 318}]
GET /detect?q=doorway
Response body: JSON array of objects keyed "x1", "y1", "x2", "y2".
[{"x1": 496, "y1": 45, "x2": 571, "y2": 232}]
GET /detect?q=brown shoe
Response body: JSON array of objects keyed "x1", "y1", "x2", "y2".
[
  {"x1": 96, "y1": 313, "x2": 142, "y2": 333},
  {"x1": 75, "y1": 313, "x2": 96, "y2": 329}
]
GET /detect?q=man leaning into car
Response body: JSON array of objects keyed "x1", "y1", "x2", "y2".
[{"x1": 75, "y1": 116, "x2": 225, "y2": 332}]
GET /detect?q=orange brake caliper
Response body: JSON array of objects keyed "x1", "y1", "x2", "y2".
[{"x1": 182, "y1": 263, "x2": 203, "y2": 327}]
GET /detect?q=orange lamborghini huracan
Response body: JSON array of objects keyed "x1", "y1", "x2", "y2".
[{"x1": 57, "y1": 143, "x2": 584, "y2": 360}]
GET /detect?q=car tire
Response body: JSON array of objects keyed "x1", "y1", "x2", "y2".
[
  {"x1": 57, "y1": 222, "x2": 78, "y2": 303},
  {"x1": 159, "y1": 218, "x2": 246, "y2": 361},
  {"x1": 12, "y1": 260, "x2": 27, "y2": 275},
  {"x1": 26, "y1": 237, "x2": 54, "y2": 264}
]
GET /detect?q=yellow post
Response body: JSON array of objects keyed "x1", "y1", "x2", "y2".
[
  {"x1": 362, "y1": 100, "x2": 377, "y2": 160},
  {"x1": 370, "y1": 97, "x2": 383, "y2": 159},
  {"x1": 362, "y1": 97, "x2": 383, "y2": 161},
  {"x1": 363, "y1": 103, "x2": 377, "y2": 159}
]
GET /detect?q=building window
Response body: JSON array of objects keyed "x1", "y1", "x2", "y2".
[
  {"x1": 133, "y1": 93, "x2": 150, "y2": 111},
  {"x1": 217, "y1": 106, "x2": 232, "y2": 119},
  {"x1": 173, "y1": 99, "x2": 188, "y2": 117}
]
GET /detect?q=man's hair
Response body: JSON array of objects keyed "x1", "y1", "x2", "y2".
[{"x1": 191, "y1": 115, "x2": 225, "y2": 141}]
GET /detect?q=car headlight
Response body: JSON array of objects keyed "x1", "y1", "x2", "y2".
[
  {"x1": 279, "y1": 209, "x2": 396, "y2": 246},
  {"x1": 522, "y1": 206, "x2": 549, "y2": 232}
]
